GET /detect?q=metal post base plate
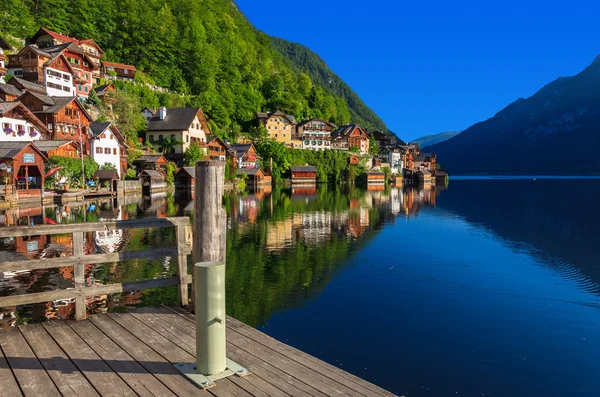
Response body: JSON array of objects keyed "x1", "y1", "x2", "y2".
[{"x1": 174, "y1": 359, "x2": 250, "y2": 389}]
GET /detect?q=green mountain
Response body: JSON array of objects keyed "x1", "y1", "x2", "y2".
[
  {"x1": 428, "y1": 56, "x2": 600, "y2": 175},
  {"x1": 0, "y1": 0, "x2": 389, "y2": 138},
  {"x1": 271, "y1": 38, "x2": 390, "y2": 133},
  {"x1": 413, "y1": 131, "x2": 460, "y2": 148}
]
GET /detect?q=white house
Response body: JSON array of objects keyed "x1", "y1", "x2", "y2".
[
  {"x1": 387, "y1": 147, "x2": 405, "y2": 174},
  {"x1": 44, "y1": 57, "x2": 75, "y2": 97},
  {"x1": 0, "y1": 101, "x2": 49, "y2": 142},
  {"x1": 89, "y1": 122, "x2": 127, "y2": 177},
  {"x1": 145, "y1": 107, "x2": 211, "y2": 163},
  {"x1": 297, "y1": 118, "x2": 337, "y2": 151}
]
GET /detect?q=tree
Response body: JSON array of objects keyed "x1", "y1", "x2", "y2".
[
  {"x1": 369, "y1": 134, "x2": 379, "y2": 156},
  {"x1": 47, "y1": 156, "x2": 99, "y2": 188},
  {"x1": 349, "y1": 146, "x2": 360, "y2": 153},
  {"x1": 158, "y1": 137, "x2": 184, "y2": 156},
  {"x1": 103, "y1": 90, "x2": 146, "y2": 147},
  {"x1": 100, "y1": 162, "x2": 116, "y2": 170},
  {"x1": 87, "y1": 89, "x2": 102, "y2": 106},
  {"x1": 183, "y1": 141, "x2": 205, "y2": 166},
  {"x1": 382, "y1": 165, "x2": 391, "y2": 183},
  {"x1": 248, "y1": 125, "x2": 268, "y2": 141}
]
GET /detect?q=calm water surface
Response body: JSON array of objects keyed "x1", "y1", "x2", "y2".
[{"x1": 1, "y1": 179, "x2": 599, "y2": 396}]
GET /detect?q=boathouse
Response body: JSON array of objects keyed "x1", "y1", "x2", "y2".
[
  {"x1": 362, "y1": 170, "x2": 385, "y2": 188},
  {"x1": 94, "y1": 169, "x2": 120, "y2": 191},
  {"x1": 140, "y1": 169, "x2": 166, "y2": 194},
  {"x1": 290, "y1": 165, "x2": 317, "y2": 185},
  {"x1": 0, "y1": 142, "x2": 47, "y2": 202},
  {"x1": 416, "y1": 169, "x2": 432, "y2": 184},
  {"x1": 174, "y1": 166, "x2": 195, "y2": 190},
  {"x1": 238, "y1": 168, "x2": 271, "y2": 187}
]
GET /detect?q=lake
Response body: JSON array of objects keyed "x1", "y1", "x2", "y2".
[{"x1": 1, "y1": 179, "x2": 599, "y2": 396}]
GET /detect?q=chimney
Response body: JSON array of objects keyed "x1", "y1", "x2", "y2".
[{"x1": 159, "y1": 106, "x2": 167, "y2": 120}]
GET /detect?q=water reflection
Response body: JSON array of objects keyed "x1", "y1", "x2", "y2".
[{"x1": 0, "y1": 185, "x2": 443, "y2": 326}]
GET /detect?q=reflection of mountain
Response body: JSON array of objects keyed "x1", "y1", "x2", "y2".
[{"x1": 436, "y1": 179, "x2": 600, "y2": 295}]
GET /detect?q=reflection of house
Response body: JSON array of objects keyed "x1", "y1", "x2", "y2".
[
  {"x1": 0, "y1": 101, "x2": 50, "y2": 141},
  {"x1": 256, "y1": 110, "x2": 297, "y2": 147},
  {"x1": 229, "y1": 144, "x2": 260, "y2": 168},
  {"x1": 300, "y1": 211, "x2": 332, "y2": 245},
  {"x1": 0, "y1": 142, "x2": 47, "y2": 201},
  {"x1": 93, "y1": 205, "x2": 123, "y2": 253},
  {"x1": 145, "y1": 107, "x2": 211, "y2": 162},
  {"x1": 266, "y1": 218, "x2": 294, "y2": 251},
  {"x1": 297, "y1": 118, "x2": 336, "y2": 151},
  {"x1": 331, "y1": 123, "x2": 370, "y2": 154}
]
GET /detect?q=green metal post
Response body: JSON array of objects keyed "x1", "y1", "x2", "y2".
[{"x1": 195, "y1": 261, "x2": 227, "y2": 375}]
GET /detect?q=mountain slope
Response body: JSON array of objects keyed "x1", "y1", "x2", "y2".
[
  {"x1": 414, "y1": 131, "x2": 460, "y2": 148},
  {"x1": 271, "y1": 37, "x2": 390, "y2": 134},
  {"x1": 0, "y1": 0, "x2": 389, "y2": 138},
  {"x1": 428, "y1": 56, "x2": 600, "y2": 175}
]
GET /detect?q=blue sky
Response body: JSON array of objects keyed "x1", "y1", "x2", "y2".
[{"x1": 235, "y1": 0, "x2": 600, "y2": 141}]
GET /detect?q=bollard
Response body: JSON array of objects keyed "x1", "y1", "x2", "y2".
[{"x1": 195, "y1": 261, "x2": 227, "y2": 375}]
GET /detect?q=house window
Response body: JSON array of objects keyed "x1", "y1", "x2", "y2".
[
  {"x1": 159, "y1": 135, "x2": 163, "y2": 142},
  {"x1": 171, "y1": 134, "x2": 175, "y2": 140},
  {"x1": 113, "y1": 148, "x2": 117, "y2": 155},
  {"x1": 84, "y1": 86, "x2": 89, "y2": 93},
  {"x1": 149, "y1": 135, "x2": 154, "y2": 142},
  {"x1": 186, "y1": 135, "x2": 189, "y2": 142},
  {"x1": 63, "y1": 86, "x2": 70, "y2": 92},
  {"x1": 101, "y1": 133, "x2": 106, "y2": 139},
  {"x1": 124, "y1": 69, "x2": 128, "y2": 75},
  {"x1": 275, "y1": 134, "x2": 278, "y2": 138},
  {"x1": 48, "y1": 123, "x2": 53, "y2": 130},
  {"x1": 96, "y1": 147, "x2": 102, "y2": 154},
  {"x1": 283, "y1": 134, "x2": 286, "y2": 138},
  {"x1": 104, "y1": 148, "x2": 110, "y2": 154},
  {"x1": 109, "y1": 134, "x2": 113, "y2": 139},
  {"x1": 78, "y1": 84, "x2": 82, "y2": 91}
]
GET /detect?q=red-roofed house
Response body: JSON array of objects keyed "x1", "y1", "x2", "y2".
[{"x1": 101, "y1": 61, "x2": 136, "y2": 81}]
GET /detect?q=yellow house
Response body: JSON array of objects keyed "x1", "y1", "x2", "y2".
[{"x1": 256, "y1": 110, "x2": 297, "y2": 147}]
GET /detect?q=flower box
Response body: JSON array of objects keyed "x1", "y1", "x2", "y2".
[{"x1": 3, "y1": 127, "x2": 13, "y2": 134}]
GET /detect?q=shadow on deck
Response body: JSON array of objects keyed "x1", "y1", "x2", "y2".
[{"x1": 0, "y1": 305, "x2": 396, "y2": 397}]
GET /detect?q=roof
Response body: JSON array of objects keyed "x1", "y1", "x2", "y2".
[
  {"x1": 0, "y1": 101, "x2": 19, "y2": 114},
  {"x1": 102, "y1": 61, "x2": 136, "y2": 71},
  {"x1": 89, "y1": 122, "x2": 112, "y2": 137},
  {"x1": 33, "y1": 28, "x2": 78, "y2": 45},
  {"x1": 228, "y1": 144, "x2": 258, "y2": 158},
  {"x1": 332, "y1": 123, "x2": 365, "y2": 140},
  {"x1": 147, "y1": 108, "x2": 200, "y2": 131},
  {"x1": 7, "y1": 77, "x2": 46, "y2": 94},
  {"x1": 177, "y1": 167, "x2": 195, "y2": 178},
  {"x1": 0, "y1": 84, "x2": 22, "y2": 97},
  {"x1": 414, "y1": 153, "x2": 435, "y2": 162},
  {"x1": 133, "y1": 154, "x2": 167, "y2": 164},
  {"x1": 290, "y1": 166, "x2": 317, "y2": 172},
  {"x1": 94, "y1": 169, "x2": 119, "y2": 179},
  {"x1": 36, "y1": 96, "x2": 76, "y2": 114},
  {"x1": 238, "y1": 168, "x2": 263, "y2": 176},
  {"x1": 78, "y1": 39, "x2": 104, "y2": 54},
  {"x1": 256, "y1": 110, "x2": 297, "y2": 125},
  {"x1": 0, "y1": 101, "x2": 50, "y2": 134},
  {"x1": 140, "y1": 170, "x2": 164, "y2": 178},
  {"x1": 0, "y1": 142, "x2": 47, "y2": 160},
  {"x1": 22, "y1": 90, "x2": 54, "y2": 106},
  {"x1": 297, "y1": 118, "x2": 337, "y2": 129},
  {"x1": 95, "y1": 84, "x2": 114, "y2": 95},
  {"x1": 33, "y1": 140, "x2": 74, "y2": 152},
  {"x1": 0, "y1": 36, "x2": 10, "y2": 50}
]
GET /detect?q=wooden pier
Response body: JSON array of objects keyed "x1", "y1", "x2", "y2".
[{"x1": 0, "y1": 305, "x2": 395, "y2": 396}]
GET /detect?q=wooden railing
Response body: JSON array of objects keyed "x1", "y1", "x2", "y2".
[{"x1": 0, "y1": 217, "x2": 191, "y2": 320}]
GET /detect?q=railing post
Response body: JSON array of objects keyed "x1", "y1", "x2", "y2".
[
  {"x1": 194, "y1": 261, "x2": 226, "y2": 375},
  {"x1": 175, "y1": 224, "x2": 189, "y2": 307},
  {"x1": 192, "y1": 160, "x2": 226, "y2": 312},
  {"x1": 72, "y1": 231, "x2": 86, "y2": 320}
]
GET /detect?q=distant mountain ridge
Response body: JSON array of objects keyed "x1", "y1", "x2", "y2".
[
  {"x1": 428, "y1": 56, "x2": 600, "y2": 175},
  {"x1": 413, "y1": 131, "x2": 460, "y2": 148}
]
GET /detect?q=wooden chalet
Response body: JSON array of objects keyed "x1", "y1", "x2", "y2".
[
  {"x1": 0, "y1": 101, "x2": 50, "y2": 141},
  {"x1": 0, "y1": 84, "x2": 21, "y2": 102},
  {"x1": 95, "y1": 83, "x2": 115, "y2": 100},
  {"x1": 228, "y1": 143, "x2": 260, "y2": 168},
  {"x1": 349, "y1": 155, "x2": 360, "y2": 165},
  {"x1": 206, "y1": 136, "x2": 229, "y2": 161},
  {"x1": 0, "y1": 142, "x2": 47, "y2": 202},
  {"x1": 331, "y1": 123, "x2": 370, "y2": 154},
  {"x1": 238, "y1": 168, "x2": 271, "y2": 187},
  {"x1": 174, "y1": 167, "x2": 195, "y2": 190},
  {"x1": 139, "y1": 170, "x2": 166, "y2": 194},
  {"x1": 132, "y1": 154, "x2": 168, "y2": 173},
  {"x1": 290, "y1": 165, "x2": 317, "y2": 185},
  {"x1": 18, "y1": 93, "x2": 93, "y2": 154},
  {"x1": 33, "y1": 140, "x2": 80, "y2": 158},
  {"x1": 102, "y1": 61, "x2": 136, "y2": 81}
]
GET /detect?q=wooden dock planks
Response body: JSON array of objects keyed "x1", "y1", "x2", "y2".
[{"x1": 0, "y1": 307, "x2": 396, "y2": 397}]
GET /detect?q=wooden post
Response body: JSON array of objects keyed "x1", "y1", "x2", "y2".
[
  {"x1": 72, "y1": 231, "x2": 86, "y2": 320},
  {"x1": 175, "y1": 224, "x2": 189, "y2": 307},
  {"x1": 192, "y1": 160, "x2": 226, "y2": 312}
]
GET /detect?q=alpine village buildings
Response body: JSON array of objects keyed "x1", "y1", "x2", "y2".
[{"x1": 0, "y1": 27, "x2": 440, "y2": 203}]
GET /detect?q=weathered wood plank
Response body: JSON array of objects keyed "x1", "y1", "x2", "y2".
[
  {"x1": 0, "y1": 337, "x2": 23, "y2": 397},
  {"x1": 19, "y1": 324, "x2": 100, "y2": 397},
  {"x1": 73, "y1": 232, "x2": 87, "y2": 320},
  {"x1": 67, "y1": 319, "x2": 178, "y2": 397},
  {"x1": 0, "y1": 275, "x2": 192, "y2": 307},
  {"x1": 0, "y1": 217, "x2": 190, "y2": 238},
  {"x1": 42, "y1": 320, "x2": 137, "y2": 397},
  {"x1": 0, "y1": 246, "x2": 192, "y2": 273},
  {"x1": 0, "y1": 327, "x2": 61, "y2": 397},
  {"x1": 176, "y1": 224, "x2": 189, "y2": 307}
]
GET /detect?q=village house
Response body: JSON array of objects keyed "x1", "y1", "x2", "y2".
[
  {"x1": 380, "y1": 145, "x2": 406, "y2": 174},
  {"x1": 331, "y1": 123, "x2": 370, "y2": 154},
  {"x1": 297, "y1": 118, "x2": 337, "y2": 151},
  {"x1": 0, "y1": 101, "x2": 50, "y2": 142},
  {"x1": 18, "y1": 92, "x2": 92, "y2": 153},
  {"x1": 102, "y1": 61, "x2": 136, "y2": 81},
  {"x1": 0, "y1": 36, "x2": 9, "y2": 83},
  {"x1": 0, "y1": 83, "x2": 22, "y2": 101},
  {"x1": 145, "y1": 107, "x2": 211, "y2": 163},
  {"x1": 413, "y1": 152, "x2": 436, "y2": 171},
  {"x1": 141, "y1": 107, "x2": 156, "y2": 121},
  {"x1": 95, "y1": 83, "x2": 115, "y2": 101},
  {"x1": 206, "y1": 136, "x2": 229, "y2": 161},
  {"x1": 89, "y1": 122, "x2": 128, "y2": 177},
  {"x1": 43, "y1": 42, "x2": 96, "y2": 98},
  {"x1": 290, "y1": 165, "x2": 318, "y2": 185},
  {"x1": 5, "y1": 76, "x2": 46, "y2": 95},
  {"x1": 400, "y1": 143, "x2": 420, "y2": 170},
  {"x1": 7, "y1": 46, "x2": 76, "y2": 97},
  {"x1": 132, "y1": 154, "x2": 168, "y2": 173},
  {"x1": 238, "y1": 168, "x2": 271, "y2": 187},
  {"x1": 228, "y1": 143, "x2": 260, "y2": 168},
  {"x1": 256, "y1": 110, "x2": 297, "y2": 147},
  {"x1": 33, "y1": 140, "x2": 80, "y2": 158},
  {"x1": 0, "y1": 142, "x2": 47, "y2": 201}
]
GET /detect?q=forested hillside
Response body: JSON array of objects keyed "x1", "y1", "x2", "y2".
[{"x1": 0, "y1": 0, "x2": 390, "y2": 138}]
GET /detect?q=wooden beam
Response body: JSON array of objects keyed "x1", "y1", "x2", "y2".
[{"x1": 72, "y1": 231, "x2": 86, "y2": 320}]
